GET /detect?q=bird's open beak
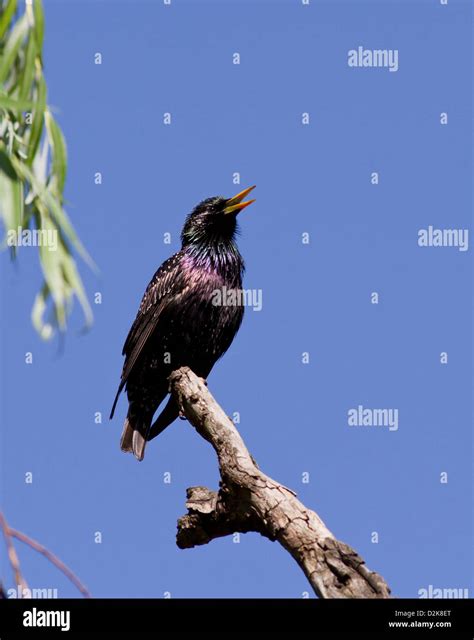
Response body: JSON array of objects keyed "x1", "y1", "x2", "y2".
[{"x1": 223, "y1": 185, "x2": 256, "y2": 215}]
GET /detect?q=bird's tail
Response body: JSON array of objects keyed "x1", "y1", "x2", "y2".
[{"x1": 120, "y1": 408, "x2": 151, "y2": 462}]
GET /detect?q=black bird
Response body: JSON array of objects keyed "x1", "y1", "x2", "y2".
[{"x1": 110, "y1": 186, "x2": 256, "y2": 461}]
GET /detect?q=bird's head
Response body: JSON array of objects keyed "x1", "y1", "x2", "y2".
[{"x1": 181, "y1": 185, "x2": 256, "y2": 248}]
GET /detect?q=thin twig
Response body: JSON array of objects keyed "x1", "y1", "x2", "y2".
[
  {"x1": 9, "y1": 527, "x2": 91, "y2": 598},
  {"x1": 0, "y1": 511, "x2": 29, "y2": 596}
]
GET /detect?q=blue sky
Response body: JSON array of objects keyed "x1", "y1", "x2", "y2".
[{"x1": 1, "y1": 0, "x2": 472, "y2": 598}]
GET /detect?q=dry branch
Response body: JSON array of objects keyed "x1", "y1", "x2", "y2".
[
  {"x1": 0, "y1": 512, "x2": 29, "y2": 594},
  {"x1": 0, "y1": 511, "x2": 90, "y2": 598},
  {"x1": 170, "y1": 367, "x2": 391, "y2": 599},
  {"x1": 9, "y1": 527, "x2": 91, "y2": 598}
]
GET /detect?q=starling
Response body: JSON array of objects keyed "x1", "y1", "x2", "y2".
[{"x1": 110, "y1": 186, "x2": 256, "y2": 461}]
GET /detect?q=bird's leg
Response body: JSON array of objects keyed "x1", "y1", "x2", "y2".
[
  {"x1": 175, "y1": 398, "x2": 187, "y2": 420},
  {"x1": 250, "y1": 453, "x2": 259, "y2": 468},
  {"x1": 177, "y1": 376, "x2": 207, "y2": 417}
]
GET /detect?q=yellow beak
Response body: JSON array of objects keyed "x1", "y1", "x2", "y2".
[{"x1": 223, "y1": 185, "x2": 256, "y2": 215}]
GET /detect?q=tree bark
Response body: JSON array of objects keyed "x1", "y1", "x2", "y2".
[{"x1": 170, "y1": 367, "x2": 392, "y2": 599}]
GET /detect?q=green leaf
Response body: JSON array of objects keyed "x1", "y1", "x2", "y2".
[
  {"x1": 19, "y1": 31, "x2": 36, "y2": 101},
  {"x1": 0, "y1": 0, "x2": 17, "y2": 42},
  {"x1": 0, "y1": 13, "x2": 29, "y2": 85},
  {"x1": 45, "y1": 110, "x2": 67, "y2": 196},
  {"x1": 34, "y1": 231, "x2": 94, "y2": 336},
  {"x1": 61, "y1": 249, "x2": 93, "y2": 330},
  {"x1": 0, "y1": 148, "x2": 23, "y2": 252},
  {"x1": 26, "y1": 74, "x2": 46, "y2": 165},
  {"x1": 0, "y1": 0, "x2": 96, "y2": 340},
  {"x1": 36, "y1": 210, "x2": 67, "y2": 328},
  {"x1": 32, "y1": 0, "x2": 44, "y2": 53},
  {"x1": 0, "y1": 93, "x2": 36, "y2": 111},
  {"x1": 31, "y1": 281, "x2": 54, "y2": 340},
  {"x1": 31, "y1": 135, "x2": 48, "y2": 186},
  {"x1": 10, "y1": 153, "x2": 96, "y2": 271}
]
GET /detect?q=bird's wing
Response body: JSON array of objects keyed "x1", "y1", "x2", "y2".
[{"x1": 110, "y1": 251, "x2": 186, "y2": 418}]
